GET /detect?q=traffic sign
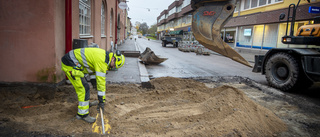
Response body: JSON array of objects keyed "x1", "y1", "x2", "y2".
[
  {"x1": 309, "y1": 6, "x2": 320, "y2": 14},
  {"x1": 119, "y1": 2, "x2": 128, "y2": 10}
]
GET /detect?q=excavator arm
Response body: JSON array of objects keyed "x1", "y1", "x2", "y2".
[{"x1": 191, "y1": 0, "x2": 252, "y2": 67}]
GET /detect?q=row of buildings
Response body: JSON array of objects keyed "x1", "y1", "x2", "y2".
[
  {"x1": 0, "y1": 0, "x2": 132, "y2": 83},
  {"x1": 157, "y1": 0, "x2": 320, "y2": 49}
]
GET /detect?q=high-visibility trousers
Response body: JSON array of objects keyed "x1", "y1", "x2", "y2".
[{"x1": 61, "y1": 63, "x2": 90, "y2": 117}]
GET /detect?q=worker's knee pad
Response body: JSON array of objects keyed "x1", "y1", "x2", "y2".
[{"x1": 81, "y1": 78, "x2": 90, "y2": 101}]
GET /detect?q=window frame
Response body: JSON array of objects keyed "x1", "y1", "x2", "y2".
[
  {"x1": 182, "y1": 0, "x2": 191, "y2": 9},
  {"x1": 79, "y1": 0, "x2": 92, "y2": 38},
  {"x1": 243, "y1": 0, "x2": 283, "y2": 11},
  {"x1": 168, "y1": 7, "x2": 176, "y2": 16},
  {"x1": 101, "y1": 2, "x2": 106, "y2": 37}
]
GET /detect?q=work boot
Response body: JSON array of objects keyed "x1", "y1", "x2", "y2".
[
  {"x1": 89, "y1": 100, "x2": 99, "y2": 107},
  {"x1": 76, "y1": 115, "x2": 96, "y2": 123}
]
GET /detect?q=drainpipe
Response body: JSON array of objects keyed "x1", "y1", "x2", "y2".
[
  {"x1": 115, "y1": 1, "x2": 118, "y2": 45},
  {"x1": 65, "y1": 0, "x2": 72, "y2": 82},
  {"x1": 65, "y1": 0, "x2": 72, "y2": 54},
  {"x1": 124, "y1": 9, "x2": 126, "y2": 39}
]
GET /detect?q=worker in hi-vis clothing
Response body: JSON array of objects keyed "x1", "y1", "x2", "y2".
[{"x1": 61, "y1": 48, "x2": 125, "y2": 123}]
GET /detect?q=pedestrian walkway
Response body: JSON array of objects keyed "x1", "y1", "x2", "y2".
[
  {"x1": 105, "y1": 39, "x2": 149, "y2": 84},
  {"x1": 235, "y1": 47, "x2": 268, "y2": 63}
]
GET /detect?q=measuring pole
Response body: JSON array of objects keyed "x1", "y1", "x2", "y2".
[{"x1": 100, "y1": 108, "x2": 105, "y2": 134}]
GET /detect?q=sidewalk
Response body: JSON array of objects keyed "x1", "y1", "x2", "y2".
[
  {"x1": 105, "y1": 39, "x2": 149, "y2": 85},
  {"x1": 235, "y1": 47, "x2": 268, "y2": 63}
]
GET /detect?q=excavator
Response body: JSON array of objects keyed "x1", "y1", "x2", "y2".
[{"x1": 190, "y1": 0, "x2": 320, "y2": 92}]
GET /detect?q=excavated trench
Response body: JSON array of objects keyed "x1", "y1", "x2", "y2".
[{"x1": 0, "y1": 77, "x2": 319, "y2": 137}]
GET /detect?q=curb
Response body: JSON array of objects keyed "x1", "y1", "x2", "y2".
[{"x1": 135, "y1": 41, "x2": 151, "y2": 88}]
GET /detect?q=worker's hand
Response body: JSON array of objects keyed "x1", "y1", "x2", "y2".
[
  {"x1": 90, "y1": 79, "x2": 97, "y2": 90},
  {"x1": 97, "y1": 102, "x2": 104, "y2": 112}
]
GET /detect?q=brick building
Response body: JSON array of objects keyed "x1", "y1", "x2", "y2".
[{"x1": 0, "y1": 0, "x2": 131, "y2": 83}]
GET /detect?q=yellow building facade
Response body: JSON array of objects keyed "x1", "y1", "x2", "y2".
[{"x1": 157, "y1": 0, "x2": 320, "y2": 50}]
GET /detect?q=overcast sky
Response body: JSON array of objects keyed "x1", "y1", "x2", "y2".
[{"x1": 126, "y1": 0, "x2": 175, "y2": 27}]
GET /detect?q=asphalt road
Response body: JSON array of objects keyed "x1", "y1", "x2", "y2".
[
  {"x1": 134, "y1": 35, "x2": 320, "y2": 105},
  {"x1": 135, "y1": 36, "x2": 267, "y2": 85}
]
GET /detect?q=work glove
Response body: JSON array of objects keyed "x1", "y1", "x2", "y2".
[
  {"x1": 97, "y1": 102, "x2": 105, "y2": 112},
  {"x1": 90, "y1": 79, "x2": 97, "y2": 90}
]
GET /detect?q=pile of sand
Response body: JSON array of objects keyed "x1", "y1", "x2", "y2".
[
  {"x1": 108, "y1": 77, "x2": 287, "y2": 136},
  {"x1": 0, "y1": 77, "x2": 287, "y2": 136}
]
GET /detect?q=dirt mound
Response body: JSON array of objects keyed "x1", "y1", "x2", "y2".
[
  {"x1": 0, "y1": 85, "x2": 100, "y2": 136},
  {"x1": 0, "y1": 77, "x2": 287, "y2": 136},
  {"x1": 150, "y1": 77, "x2": 208, "y2": 91},
  {"x1": 108, "y1": 77, "x2": 287, "y2": 136}
]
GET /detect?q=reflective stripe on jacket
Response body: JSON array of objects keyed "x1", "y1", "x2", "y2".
[{"x1": 62, "y1": 48, "x2": 109, "y2": 98}]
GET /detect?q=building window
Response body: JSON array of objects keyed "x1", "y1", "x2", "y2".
[
  {"x1": 174, "y1": 19, "x2": 178, "y2": 27},
  {"x1": 251, "y1": 0, "x2": 258, "y2": 8},
  {"x1": 181, "y1": 15, "x2": 192, "y2": 25},
  {"x1": 186, "y1": 14, "x2": 192, "y2": 24},
  {"x1": 238, "y1": 26, "x2": 253, "y2": 48},
  {"x1": 221, "y1": 28, "x2": 236, "y2": 47},
  {"x1": 177, "y1": 17, "x2": 182, "y2": 27},
  {"x1": 182, "y1": 0, "x2": 191, "y2": 8},
  {"x1": 168, "y1": 7, "x2": 176, "y2": 16},
  {"x1": 244, "y1": 0, "x2": 250, "y2": 10},
  {"x1": 168, "y1": 20, "x2": 175, "y2": 28},
  {"x1": 277, "y1": 21, "x2": 307, "y2": 48},
  {"x1": 101, "y1": 2, "x2": 106, "y2": 36},
  {"x1": 177, "y1": 5, "x2": 182, "y2": 12},
  {"x1": 182, "y1": 16, "x2": 186, "y2": 24},
  {"x1": 259, "y1": 0, "x2": 266, "y2": 6},
  {"x1": 79, "y1": 0, "x2": 91, "y2": 36},
  {"x1": 252, "y1": 25, "x2": 264, "y2": 49},
  {"x1": 243, "y1": 0, "x2": 283, "y2": 10},
  {"x1": 263, "y1": 24, "x2": 278, "y2": 49},
  {"x1": 159, "y1": 14, "x2": 165, "y2": 21}
]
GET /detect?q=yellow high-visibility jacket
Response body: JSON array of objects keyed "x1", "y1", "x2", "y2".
[{"x1": 62, "y1": 48, "x2": 112, "y2": 102}]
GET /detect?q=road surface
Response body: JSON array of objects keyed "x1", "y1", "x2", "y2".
[{"x1": 135, "y1": 36, "x2": 267, "y2": 85}]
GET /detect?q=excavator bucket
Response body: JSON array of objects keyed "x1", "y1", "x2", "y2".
[
  {"x1": 191, "y1": 0, "x2": 252, "y2": 67},
  {"x1": 139, "y1": 47, "x2": 168, "y2": 65}
]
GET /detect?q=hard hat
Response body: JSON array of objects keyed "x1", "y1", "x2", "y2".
[{"x1": 113, "y1": 50, "x2": 125, "y2": 69}]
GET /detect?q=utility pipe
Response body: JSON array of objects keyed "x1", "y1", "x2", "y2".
[
  {"x1": 124, "y1": 9, "x2": 126, "y2": 39},
  {"x1": 115, "y1": 0, "x2": 118, "y2": 45},
  {"x1": 65, "y1": 0, "x2": 72, "y2": 53},
  {"x1": 65, "y1": 0, "x2": 72, "y2": 81}
]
